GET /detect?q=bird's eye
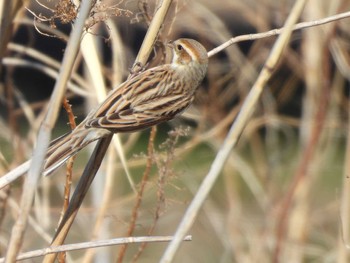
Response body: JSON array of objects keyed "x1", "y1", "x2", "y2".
[{"x1": 176, "y1": 44, "x2": 183, "y2": 51}]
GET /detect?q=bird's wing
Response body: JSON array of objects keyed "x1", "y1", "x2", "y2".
[{"x1": 85, "y1": 67, "x2": 192, "y2": 132}]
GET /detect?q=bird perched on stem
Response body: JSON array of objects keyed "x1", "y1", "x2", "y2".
[{"x1": 44, "y1": 38, "x2": 208, "y2": 176}]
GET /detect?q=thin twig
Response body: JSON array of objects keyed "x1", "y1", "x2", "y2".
[
  {"x1": 208, "y1": 10, "x2": 350, "y2": 58},
  {"x1": 57, "y1": 98, "x2": 76, "y2": 241},
  {"x1": 0, "y1": 236, "x2": 192, "y2": 262},
  {"x1": 117, "y1": 126, "x2": 157, "y2": 263}
]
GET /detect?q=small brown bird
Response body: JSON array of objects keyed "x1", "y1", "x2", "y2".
[{"x1": 44, "y1": 38, "x2": 208, "y2": 176}]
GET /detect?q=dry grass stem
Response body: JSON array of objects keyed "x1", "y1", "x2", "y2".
[{"x1": 0, "y1": 235, "x2": 192, "y2": 262}]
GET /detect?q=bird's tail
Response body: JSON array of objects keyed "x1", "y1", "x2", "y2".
[
  {"x1": 43, "y1": 132, "x2": 80, "y2": 176},
  {"x1": 43, "y1": 127, "x2": 108, "y2": 176}
]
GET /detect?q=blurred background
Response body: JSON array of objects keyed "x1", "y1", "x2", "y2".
[{"x1": 1, "y1": 0, "x2": 350, "y2": 262}]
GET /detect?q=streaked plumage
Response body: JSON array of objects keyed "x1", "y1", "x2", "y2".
[{"x1": 43, "y1": 38, "x2": 208, "y2": 176}]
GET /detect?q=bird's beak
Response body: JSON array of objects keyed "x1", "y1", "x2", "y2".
[
  {"x1": 165, "y1": 41, "x2": 174, "y2": 64},
  {"x1": 166, "y1": 41, "x2": 174, "y2": 48}
]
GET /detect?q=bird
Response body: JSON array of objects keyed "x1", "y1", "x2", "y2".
[{"x1": 42, "y1": 38, "x2": 208, "y2": 176}]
